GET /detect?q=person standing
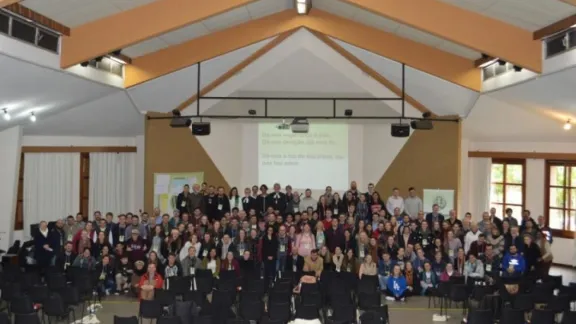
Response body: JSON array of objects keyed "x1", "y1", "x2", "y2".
[
  {"x1": 34, "y1": 221, "x2": 54, "y2": 268},
  {"x1": 386, "y1": 188, "x2": 405, "y2": 217},
  {"x1": 267, "y1": 183, "x2": 287, "y2": 214},
  {"x1": 177, "y1": 185, "x2": 193, "y2": 215},
  {"x1": 404, "y1": 187, "x2": 422, "y2": 220}
]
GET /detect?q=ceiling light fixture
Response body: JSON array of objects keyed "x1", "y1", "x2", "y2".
[
  {"x1": 29, "y1": 112, "x2": 36, "y2": 122},
  {"x1": 564, "y1": 119, "x2": 572, "y2": 131},
  {"x1": 108, "y1": 55, "x2": 128, "y2": 65},
  {"x1": 479, "y1": 58, "x2": 499, "y2": 68},
  {"x1": 295, "y1": 0, "x2": 311, "y2": 15},
  {"x1": 2, "y1": 108, "x2": 10, "y2": 121}
]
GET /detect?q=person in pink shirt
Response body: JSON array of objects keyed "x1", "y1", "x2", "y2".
[{"x1": 295, "y1": 223, "x2": 316, "y2": 257}]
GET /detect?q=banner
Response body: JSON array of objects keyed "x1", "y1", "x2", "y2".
[
  {"x1": 153, "y1": 172, "x2": 204, "y2": 215},
  {"x1": 423, "y1": 189, "x2": 454, "y2": 215}
]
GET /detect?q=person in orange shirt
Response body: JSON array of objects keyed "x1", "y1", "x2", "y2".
[{"x1": 138, "y1": 263, "x2": 164, "y2": 300}]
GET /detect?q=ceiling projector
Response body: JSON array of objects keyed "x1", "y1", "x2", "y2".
[{"x1": 291, "y1": 118, "x2": 309, "y2": 133}]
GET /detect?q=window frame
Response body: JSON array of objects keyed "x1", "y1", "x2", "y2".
[
  {"x1": 489, "y1": 158, "x2": 526, "y2": 218},
  {"x1": 545, "y1": 160, "x2": 576, "y2": 238}
]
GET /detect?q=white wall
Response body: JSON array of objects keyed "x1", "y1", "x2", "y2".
[
  {"x1": 196, "y1": 121, "x2": 410, "y2": 198},
  {"x1": 0, "y1": 126, "x2": 22, "y2": 250},
  {"x1": 463, "y1": 140, "x2": 576, "y2": 266}
]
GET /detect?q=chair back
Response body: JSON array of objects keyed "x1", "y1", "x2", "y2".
[
  {"x1": 466, "y1": 309, "x2": 492, "y2": 324},
  {"x1": 531, "y1": 309, "x2": 555, "y2": 324},
  {"x1": 113, "y1": 316, "x2": 138, "y2": 324},
  {"x1": 0, "y1": 313, "x2": 10, "y2": 324},
  {"x1": 449, "y1": 284, "x2": 468, "y2": 302},
  {"x1": 154, "y1": 289, "x2": 176, "y2": 307},
  {"x1": 500, "y1": 308, "x2": 525, "y2": 324},
  {"x1": 15, "y1": 313, "x2": 41, "y2": 324},
  {"x1": 43, "y1": 293, "x2": 66, "y2": 316},
  {"x1": 157, "y1": 316, "x2": 182, "y2": 324},
  {"x1": 139, "y1": 299, "x2": 163, "y2": 319},
  {"x1": 561, "y1": 311, "x2": 576, "y2": 324},
  {"x1": 239, "y1": 299, "x2": 263, "y2": 321},
  {"x1": 513, "y1": 294, "x2": 534, "y2": 311},
  {"x1": 29, "y1": 285, "x2": 50, "y2": 304},
  {"x1": 357, "y1": 291, "x2": 380, "y2": 310},
  {"x1": 268, "y1": 301, "x2": 291, "y2": 322},
  {"x1": 9, "y1": 295, "x2": 35, "y2": 314},
  {"x1": 331, "y1": 303, "x2": 356, "y2": 323}
]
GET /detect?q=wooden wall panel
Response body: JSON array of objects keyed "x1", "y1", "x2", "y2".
[
  {"x1": 144, "y1": 114, "x2": 230, "y2": 212},
  {"x1": 375, "y1": 122, "x2": 460, "y2": 204}
]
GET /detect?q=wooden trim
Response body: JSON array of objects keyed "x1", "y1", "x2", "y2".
[
  {"x1": 474, "y1": 55, "x2": 496, "y2": 68},
  {"x1": 545, "y1": 160, "x2": 576, "y2": 239},
  {"x1": 533, "y1": 14, "x2": 576, "y2": 40},
  {"x1": 79, "y1": 153, "x2": 90, "y2": 218},
  {"x1": 3, "y1": 2, "x2": 70, "y2": 36},
  {"x1": 175, "y1": 29, "x2": 297, "y2": 111},
  {"x1": 22, "y1": 146, "x2": 137, "y2": 153},
  {"x1": 490, "y1": 158, "x2": 526, "y2": 218},
  {"x1": 468, "y1": 151, "x2": 576, "y2": 160},
  {"x1": 14, "y1": 152, "x2": 24, "y2": 230},
  {"x1": 0, "y1": 0, "x2": 20, "y2": 9},
  {"x1": 310, "y1": 30, "x2": 434, "y2": 116}
]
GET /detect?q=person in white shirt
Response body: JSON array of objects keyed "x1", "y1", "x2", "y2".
[
  {"x1": 403, "y1": 187, "x2": 422, "y2": 219},
  {"x1": 464, "y1": 223, "x2": 481, "y2": 254},
  {"x1": 386, "y1": 188, "x2": 405, "y2": 216}
]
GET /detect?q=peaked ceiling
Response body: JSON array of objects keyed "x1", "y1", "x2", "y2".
[{"x1": 0, "y1": 0, "x2": 575, "y2": 142}]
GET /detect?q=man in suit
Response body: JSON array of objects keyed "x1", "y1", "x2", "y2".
[
  {"x1": 425, "y1": 204, "x2": 444, "y2": 229},
  {"x1": 242, "y1": 187, "x2": 256, "y2": 213},
  {"x1": 266, "y1": 183, "x2": 287, "y2": 214}
]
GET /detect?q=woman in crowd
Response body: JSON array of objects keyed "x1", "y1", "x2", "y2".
[
  {"x1": 202, "y1": 248, "x2": 221, "y2": 278},
  {"x1": 314, "y1": 222, "x2": 326, "y2": 250},
  {"x1": 386, "y1": 264, "x2": 407, "y2": 302},
  {"x1": 342, "y1": 229, "x2": 356, "y2": 254},
  {"x1": 198, "y1": 232, "x2": 214, "y2": 260},
  {"x1": 444, "y1": 230, "x2": 462, "y2": 263},
  {"x1": 147, "y1": 251, "x2": 164, "y2": 276},
  {"x1": 419, "y1": 261, "x2": 437, "y2": 296},
  {"x1": 221, "y1": 251, "x2": 240, "y2": 277},
  {"x1": 318, "y1": 245, "x2": 332, "y2": 271},
  {"x1": 150, "y1": 225, "x2": 167, "y2": 260},
  {"x1": 359, "y1": 254, "x2": 377, "y2": 279},
  {"x1": 73, "y1": 247, "x2": 96, "y2": 270},
  {"x1": 295, "y1": 223, "x2": 315, "y2": 257},
  {"x1": 92, "y1": 231, "x2": 112, "y2": 258},
  {"x1": 138, "y1": 263, "x2": 164, "y2": 300},
  {"x1": 76, "y1": 229, "x2": 92, "y2": 256},
  {"x1": 180, "y1": 233, "x2": 200, "y2": 262},
  {"x1": 95, "y1": 255, "x2": 115, "y2": 295},
  {"x1": 342, "y1": 249, "x2": 358, "y2": 274},
  {"x1": 454, "y1": 247, "x2": 466, "y2": 275},
  {"x1": 404, "y1": 261, "x2": 418, "y2": 296},
  {"x1": 332, "y1": 246, "x2": 344, "y2": 272},
  {"x1": 440, "y1": 262, "x2": 459, "y2": 282},
  {"x1": 261, "y1": 226, "x2": 278, "y2": 283},
  {"x1": 487, "y1": 227, "x2": 505, "y2": 258}
]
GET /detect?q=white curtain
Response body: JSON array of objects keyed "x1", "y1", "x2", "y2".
[
  {"x1": 89, "y1": 152, "x2": 135, "y2": 217},
  {"x1": 468, "y1": 157, "x2": 491, "y2": 221},
  {"x1": 23, "y1": 153, "x2": 80, "y2": 238}
]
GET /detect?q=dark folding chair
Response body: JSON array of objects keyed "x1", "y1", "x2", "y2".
[
  {"x1": 154, "y1": 289, "x2": 176, "y2": 308},
  {"x1": 29, "y1": 285, "x2": 50, "y2": 306},
  {"x1": 139, "y1": 299, "x2": 163, "y2": 324},
  {"x1": 295, "y1": 304, "x2": 320, "y2": 320},
  {"x1": 196, "y1": 315, "x2": 213, "y2": 324},
  {"x1": 327, "y1": 303, "x2": 356, "y2": 324},
  {"x1": 113, "y1": 315, "x2": 139, "y2": 324},
  {"x1": 166, "y1": 276, "x2": 191, "y2": 295},
  {"x1": 0, "y1": 313, "x2": 10, "y2": 324},
  {"x1": 267, "y1": 301, "x2": 291, "y2": 322},
  {"x1": 357, "y1": 275, "x2": 379, "y2": 294},
  {"x1": 512, "y1": 294, "x2": 534, "y2": 312},
  {"x1": 531, "y1": 309, "x2": 555, "y2": 324},
  {"x1": 42, "y1": 293, "x2": 76, "y2": 324},
  {"x1": 561, "y1": 311, "x2": 576, "y2": 324},
  {"x1": 0, "y1": 282, "x2": 21, "y2": 309},
  {"x1": 194, "y1": 276, "x2": 214, "y2": 294},
  {"x1": 546, "y1": 275, "x2": 563, "y2": 290},
  {"x1": 9, "y1": 295, "x2": 36, "y2": 316},
  {"x1": 547, "y1": 294, "x2": 572, "y2": 315},
  {"x1": 19, "y1": 272, "x2": 41, "y2": 292},
  {"x1": 466, "y1": 309, "x2": 492, "y2": 324},
  {"x1": 357, "y1": 291, "x2": 380, "y2": 311},
  {"x1": 14, "y1": 313, "x2": 42, "y2": 324},
  {"x1": 239, "y1": 299, "x2": 264, "y2": 321},
  {"x1": 500, "y1": 308, "x2": 525, "y2": 324},
  {"x1": 183, "y1": 290, "x2": 205, "y2": 307},
  {"x1": 449, "y1": 284, "x2": 468, "y2": 315},
  {"x1": 46, "y1": 273, "x2": 68, "y2": 291},
  {"x1": 157, "y1": 316, "x2": 182, "y2": 324}
]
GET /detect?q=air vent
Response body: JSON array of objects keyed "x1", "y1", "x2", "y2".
[
  {"x1": 88, "y1": 57, "x2": 124, "y2": 77},
  {"x1": 0, "y1": 9, "x2": 60, "y2": 54},
  {"x1": 482, "y1": 62, "x2": 516, "y2": 81}
]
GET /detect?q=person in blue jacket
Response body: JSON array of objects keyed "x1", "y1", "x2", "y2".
[
  {"x1": 386, "y1": 264, "x2": 407, "y2": 301},
  {"x1": 378, "y1": 251, "x2": 396, "y2": 291},
  {"x1": 419, "y1": 261, "x2": 438, "y2": 295},
  {"x1": 501, "y1": 245, "x2": 525, "y2": 278}
]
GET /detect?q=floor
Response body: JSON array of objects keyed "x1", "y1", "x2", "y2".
[{"x1": 83, "y1": 266, "x2": 576, "y2": 324}]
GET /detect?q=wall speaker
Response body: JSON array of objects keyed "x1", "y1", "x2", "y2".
[
  {"x1": 191, "y1": 122, "x2": 211, "y2": 136},
  {"x1": 391, "y1": 123, "x2": 410, "y2": 137}
]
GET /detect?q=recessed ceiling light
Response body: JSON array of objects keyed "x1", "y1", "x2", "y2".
[
  {"x1": 30, "y1": 112, "x2": 36, "y2": 122},
  {"x1": 564, "y1": 119, "x2": 572, "y2": 131},
  {"x1": 2, "y1": 108, "x2": 10, "y2": 121}
]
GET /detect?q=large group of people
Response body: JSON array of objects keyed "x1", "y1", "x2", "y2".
[{"x1": 31, "y1": 181, "x2": 556, "y2": 303}]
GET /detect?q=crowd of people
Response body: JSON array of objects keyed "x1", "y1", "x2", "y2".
[{"x1": 31, "y1": 181, "x2": 556, "y2": 302}]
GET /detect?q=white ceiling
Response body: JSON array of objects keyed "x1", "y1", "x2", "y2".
[
  {"x1": 439, "y1": 0, "x2": 576, "y2": 31},
  {"x1": 0, "y1": 53, "x2": 119, "y2": 132},
  {"x1": 21, "y1": 0, "x2": 158, "y2": 27},
  {"x1": 122, "y1": 0, "x2": 293, "y2": 57},
  {"x1": 314, "y1": 0, "x2": 481, "y2": 60},
  {"x1": 23, "y1": 91, "x2": 144, "y2": 136}
]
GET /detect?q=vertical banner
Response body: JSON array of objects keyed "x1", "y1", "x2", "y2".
[
  {"x1": 153, "y1": 172, "x2": 204, "y2": 215},
  {"x1": 423, "y1": 189, "x2": 454, "y2": 215}
]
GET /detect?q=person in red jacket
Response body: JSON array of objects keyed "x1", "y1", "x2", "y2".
[
  {"x1": 72, "y1": 223, "x2": 96, "y2": 254},
  {"x1": 221, "y1": 251, "x2": 241, "y2": 277},
  {"x1": 138, "y1": 263, "x2": 164, "y2": 300}
]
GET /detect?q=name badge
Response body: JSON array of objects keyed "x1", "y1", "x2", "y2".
[
  {"x1": 67, "y1": 234, "x2": 73, "y2": 241},
  {"x1": 64, "y1": 262, "x2": 70, "y2": 270},
  {"x1": 181, "y1": 201, "x2": 186, "y2": 207},
  {"x1": 218, "y1": 204, "x2": 223, "y2": 210},
  {"x1": 251, "y1": 225, "x2": 257, "y2": 230},
  {"x1": 359, "y1": 250, "x2": 365, "y2": 258},
  {"x1": 293, "y1": 265, "x2": 297, "y2": 272},
  {"x1": 478, "y1": 252, "x2": 484, "y2": 257},
  {"x1": 279, "y1": 245, "x2": 286, "y2": 252},
  {"x1": 334, "y1": 208, "x2": 338, "y2": 215},
  {"x1": 303, "y1": 243, "x2": 311, "y2": 249},
  {"x1": 486, "y1": 264, "x2": 492, "y2": 272},
  {"x1": 294, "y1": 207, "x2": 299, "y2": 212},
  {"x1": 239, "y1": 248, "x2": 245, "y2": 255},
  {"x1": 448, "y1": 250, "x2": 454, "y2": 257},
  {"x1": 99, "y1": 273, "x2": 105, "y2": 280},
  {"x1": 203, "y1": 250, "x2": 208, "y2": 257},
  {"x1": 422, "y1": 239, "x2": 428, "y2": 246},
  {"x1": 119, "y1": 235, "x2": 125, "y2": 242},
  {"x1": 190, "y1": 267, "x2": 195, "y2": 275}
]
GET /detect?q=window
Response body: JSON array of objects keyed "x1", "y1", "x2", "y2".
[
  {"x1": 37, "y1": 29, "x2": 59, "y2": 53},
  {"x1": 546, "y1": 33, "x2": 568, "y2": 57},
  {"x1": 0, "y1": 12, "x2": 8, "y2": 34},
  {"x1": 546, "y1": 161, "x2": 576, "y2": 237},
  {"x1": 11, "y1": 18, "x2": 36, "y2": 44},
  {"x1": 490, "y1": 159, "x2": 525, "y2": 218}
]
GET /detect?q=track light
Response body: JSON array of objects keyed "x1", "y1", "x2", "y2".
[
  {"x1": 564, "y1": 120, "x2": 572, "y2": 131},
  {"x1": 513, "y1": 65, "x2": 523, "y2": 72},
  {"x1": 29, "y1": 112, "x2": 36, "y2": 122},
  {"x1": 295, "y1": 0, "x2": 310, "y2": 15},
  {"x1": 344, "y1": 109, "x2": 353, "y2": 117},
  {"x1": 111, "y1": 50, "x2": 122, "y2": 56},
  {"x1": 497, "y1": 60, "x2": 506, "y2": 66},
  {"x1": 80, "y1": 61, "x2": 89, "y2": 67}
]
